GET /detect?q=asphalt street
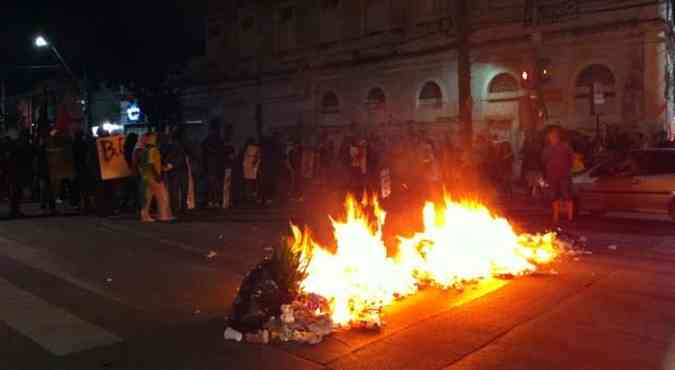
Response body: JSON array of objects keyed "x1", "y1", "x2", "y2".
[{"x1": 0, "y1": 200, "x2": 674, "y2": 370}]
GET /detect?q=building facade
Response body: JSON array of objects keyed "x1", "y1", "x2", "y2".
[{"x1": 207, "y1": 0, "x2": 672, "y2": 150}]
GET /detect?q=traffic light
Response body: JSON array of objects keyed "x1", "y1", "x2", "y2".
[{"x1": 537, "y1": 58, "x2": 551, "y2": 83}]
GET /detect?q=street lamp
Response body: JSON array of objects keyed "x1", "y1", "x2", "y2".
[
  {"x1": 34, "y1": 35, "x2": 48, "y2": 48},
  {"x1": 34, "y1": 35, "x2": 76, "y2": 81},
  {"x1": 34, "y1": 34, "x2": 89, "y2": 129}
]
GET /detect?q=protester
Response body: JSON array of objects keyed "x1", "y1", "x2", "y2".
[
  {"x1": 7, "y1": 130, "x2": 34, "y2": 218},
  {"x1": 132, "y1": 133, "x2": 148, "y2": 212},
  {"x1": 202, "y1": 126, "x2": 226, "y2": 208},
  {"x1": 119, "y1": 133, "x2": 139, "y2": 212},
  {"x1": 0, "y1": 135, "x2": 10, "y2": 203},
  {"x1": 37, "y1": 135, "x2": 57, "y2": 215},
  {"x1": 258, "y1": 134, "x2": 282, "y2": 206},
  {"x1": 222, "y1": 138, "x2": 235, "y2": 208},
  {"x1": 347, "y1": 137, "x2": 367, "y2": 196},
  {"x1": 73, "y1": 130, "x2": 95, "y2": 214},
  {"x1": 288, "y1": 141, "x2": 303, "y2": 200},
  {"x1": 496, "y1": 141, "x2": 514, "y2": 198},
  {"x1": 318, "y1": 137, "x2": 335, "y2": 186},
  {"x1": 365, "y1": 135, "x2": 381, "y2": 195},
  {"x1": 520, "y1": 130, "x2": 543, "y2": 198},
  {"x1": 417, "y1": 133, "x2": 440, "y2": 201},
  {"x1": 542, "y1": 127, "x2": 575, "y2": 223},
  {"x1": 242, "y1": 137, "x2": 261, "y2": 202},
  {"x1": 162, "y1": 128, "x2": 189, "y2": 214},
  {"x1": 139, "y1": 133, "x2": 174, "y2": 222}
]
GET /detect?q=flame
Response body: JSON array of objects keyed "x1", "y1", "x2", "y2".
[
  {"x1": 299, "y1": 196, "x2": 418, "y2": 325},
  {"x1": 293, "y1": 194, "x2": 558, "y2": 326}
]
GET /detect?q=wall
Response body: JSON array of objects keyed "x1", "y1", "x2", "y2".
[{"x1": 207, "y1": 0, "x2": 669, "y2": 150}]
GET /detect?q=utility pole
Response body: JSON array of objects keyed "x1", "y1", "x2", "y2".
[
  {"x1": 255, "y1": 5, "x2": 264, "y2": 142},
  {"x1": 1, "y1": 79, "x2": 5, "y2": 121},
  {"x1": 456, "y1": 0, "x2": 472, "y2": 148}
]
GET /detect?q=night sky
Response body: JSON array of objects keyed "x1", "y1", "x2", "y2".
[{"x1": 2, "y1": 0, "x2": 205, "y2": 94}]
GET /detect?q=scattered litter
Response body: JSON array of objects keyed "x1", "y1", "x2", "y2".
[
  {"x1": 224, "y1": 327, "x2": 243, "y2": 342},
  {"x1": 608, "y1": 245, "x2": 617, "y2": 250},
  {"x1": 245, "y1": 330, "x2": 270, "y2": 344},
  {"x1": 206, "y1": 250, "x2": 218, "y2": 259}
]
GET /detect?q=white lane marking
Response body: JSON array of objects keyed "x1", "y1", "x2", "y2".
[
  {"x1": 0, "y1": 236, "x2": 122, "y2": 304},
  {"x1": 0, "y1": 277, "x2": 121, "y2": 356}
]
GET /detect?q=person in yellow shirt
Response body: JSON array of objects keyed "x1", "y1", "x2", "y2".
[{"x1": 138, "y1": 133, "x2": 174, "y2": 222}]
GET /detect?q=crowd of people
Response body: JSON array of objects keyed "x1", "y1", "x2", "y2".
[{"x1": 4, "y1": 116, "x2": 647, "y2": 224}]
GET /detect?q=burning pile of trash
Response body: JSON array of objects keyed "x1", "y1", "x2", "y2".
[{"x1": 225, "y1": 195, "x2": 576, "y2": 345}]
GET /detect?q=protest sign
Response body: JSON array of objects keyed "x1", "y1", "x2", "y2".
[{"x1": 97, "y1": 135, "x2": 132, "y2": 180}]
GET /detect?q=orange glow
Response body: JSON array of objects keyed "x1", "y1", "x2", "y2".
[{"x1": 292, "y1": 194, "x2": 558, "y2": 326}]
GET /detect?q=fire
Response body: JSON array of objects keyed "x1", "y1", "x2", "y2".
[
  {"x1": 299, "y1": 196, "x2": 417, "y2": 326},
  {"x1": 398, "y1": 199, "x2": 557, "y2": 287},
  {"x1": 294, "y1": 195, "x2": 558, "y2": 327}
]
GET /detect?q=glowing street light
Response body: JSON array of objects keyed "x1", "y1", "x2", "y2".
[
  {"x1": 33, "y1": 34, "x2": 77, "y2": 89},
  {"x1": 33, "y1": 34, "x2": 89, "y2": 128},
  {"x1": 34, "y1": 35, "x2": 49, "y2": 48}
]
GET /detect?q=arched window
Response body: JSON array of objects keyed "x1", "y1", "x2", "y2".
[
  {"x1": 575, "y1": 64, "x2": 616, "y2": 116},
  {"x1": 321, "y1": 92, "x2": 340, "y2": 113},
  {"x1": 488, "y1": 73, "x2": 519, "y2": 93},
  {"x1": 366, "y1": 87, "x2": 386, "y2": 110},
  {"x1": 418, "y1": 81, "x2": 443, "y2": 108},
  {"x1": 576, "y1": 64, "x2": 615, "y2": 87}
]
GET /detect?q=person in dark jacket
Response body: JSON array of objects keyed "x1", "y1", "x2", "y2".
[
  {"x1": 162, "y1": 128, "x2": 189, "y2": 214},
  {"x1": 118, "y1": 133, "x2": 139, "y2": 212},
  {"x1": 542, "y1": 127, "x2": 575, "y2": 223},
  {"x1": 201, "y1": 126, "x2": 226, "y2": 208},
  {"x1": 37, "y1": 136, "x2": 56, "y2": 214},
  {"x1": 7, "y1": 130, "x2": 35, "y2": 218},
  {"x1": 258, "y1": 134, "x2": 282, "y2": 206}
]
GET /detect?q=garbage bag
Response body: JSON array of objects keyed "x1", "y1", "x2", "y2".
[{"x1": 229, "y1": 260, "x2": 285, "y2": 332}]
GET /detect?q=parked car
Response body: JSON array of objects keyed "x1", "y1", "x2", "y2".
[{"x1": 574, "y1": 148, "x2": 675, "y2": 219}]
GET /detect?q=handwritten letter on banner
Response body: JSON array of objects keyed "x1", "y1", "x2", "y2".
[{"x1": 97, "y1": 135, "x2": 132, "y2": 180}]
